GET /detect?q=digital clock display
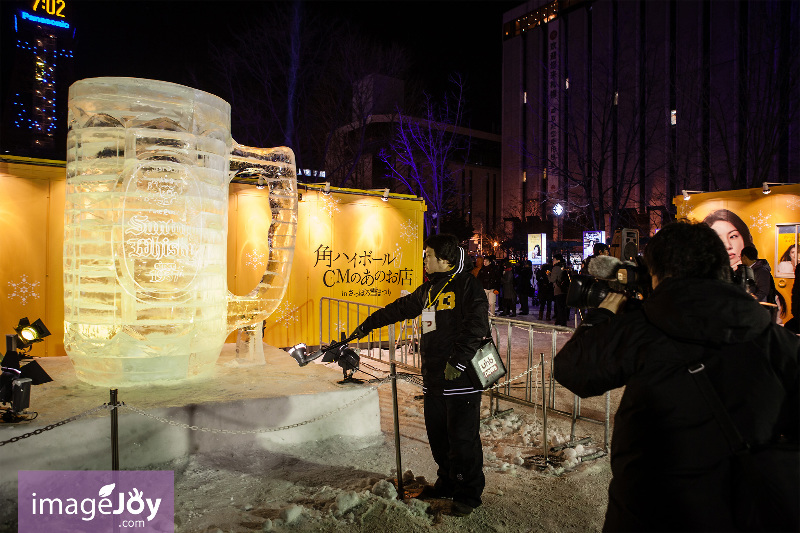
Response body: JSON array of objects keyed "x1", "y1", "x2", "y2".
[{"x1": 32, "y1": 0, "x2": 66, "y2": 18}]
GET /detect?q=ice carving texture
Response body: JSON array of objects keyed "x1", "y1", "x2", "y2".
[{"x1": 64, "y1": 77, "x2": 297, "y2": 386}]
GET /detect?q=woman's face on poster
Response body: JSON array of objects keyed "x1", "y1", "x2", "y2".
[{"x1": 710, "y1": 220, "x2": 744, "y2": 267}]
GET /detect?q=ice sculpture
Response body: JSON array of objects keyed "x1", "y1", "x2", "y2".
[{"x1": 64, "y1": 77, "x2": 297, "y2": 386}]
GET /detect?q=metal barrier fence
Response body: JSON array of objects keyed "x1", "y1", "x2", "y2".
[{"x1": 320, "y1": 297, "x2": 611, "y2": 451}]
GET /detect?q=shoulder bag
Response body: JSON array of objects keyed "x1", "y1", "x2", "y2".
[{"x1": 466, "y1": 336, "x2": 507, "y2": 390}]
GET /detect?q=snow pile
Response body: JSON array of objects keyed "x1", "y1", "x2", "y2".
[{"x1": 479, "y1": 408, "x2": 603, "y2": 476}]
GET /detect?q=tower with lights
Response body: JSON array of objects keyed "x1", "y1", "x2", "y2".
[{"x1": 1, "y1": 1, "x2": 75, "y2": 158}]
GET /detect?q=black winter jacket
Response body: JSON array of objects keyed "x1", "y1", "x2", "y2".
[
  {"x1": 361, "y1": 248, "x2": 489, "y2": 395},
  {"x1": 554, "y1": 277, "x2": 799, "y2": 531}
]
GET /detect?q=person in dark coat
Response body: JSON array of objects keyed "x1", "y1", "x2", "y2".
[
  {"x1": 536, "y1": 264, "x2": 554, "y2": 320},
  {"x1": 352, "y1": 234, "x2": 489, "y2": 517},
  {"x1": 554, "y1": 221, "x2": 799, "y2": 532},
  {"x1": 499, "y1": 262, "x2": 516, "y2": 316},
  {"x1": 517, "y1": 259, "x2": 533, "y2": 314},
  {"x1": 476, "y1": 256, "x2": 499, "y2": 316}
]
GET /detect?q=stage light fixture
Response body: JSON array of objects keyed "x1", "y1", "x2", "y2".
[
  {"x1": 762, "y1": 182, "x2": 797, "y2": 195},
  {"x1": 382, "y1": 188, "x2": 390, "y2": 202},
  {"x1": 14, "y1": 318, "x2": 50, "y2": 349},
  {"x1": 286, "y1": 333, "x2": 362, "y2": 383},
  {"x1": 323, "y1": 182, "x2": 331, "y2": 195},
  {"x1": 681, "y1": 190, "x2": 704, "y2": 200}
]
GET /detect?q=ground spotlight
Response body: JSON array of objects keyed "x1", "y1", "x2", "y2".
[
  {"x1": 0, "y1": 318, "x2": 53, "y2": 422},
  {"x1": 286, "y1": 333, "x2": 361, "y2": 383},
  {"x1": 14, "y1": 317, "x2": 51, "y2": 350}
]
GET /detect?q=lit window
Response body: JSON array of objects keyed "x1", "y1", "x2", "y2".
[
  {"x1": 670, "y1": 109, "x2": 677, "y2": 126},
  {"x1": 523, "y1": 91, "x2": 527, "y2": 104}
]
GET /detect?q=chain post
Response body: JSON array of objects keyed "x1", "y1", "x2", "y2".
[
  {"x1": 110, "y1": 389, "x2": 119, "y2": 470},
  {"x1": 388, "y1": 323, "x2": 404, "y2": 499}
]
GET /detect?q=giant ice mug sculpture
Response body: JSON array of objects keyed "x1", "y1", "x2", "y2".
[{"x1": 64, "y1": 77, "x2": 297, "y2": 386}]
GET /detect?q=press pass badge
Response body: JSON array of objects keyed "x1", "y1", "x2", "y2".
[{"x1": 421, "y1": 308, "x2": 437, "y2": 333}]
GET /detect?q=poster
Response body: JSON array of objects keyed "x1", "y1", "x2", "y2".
[
  {"x1": 582, "y1": 230, "x2": 606, "y2": 259},
  {"x1": 527, "y1": 233, "x2": 546, "y2": 265}
]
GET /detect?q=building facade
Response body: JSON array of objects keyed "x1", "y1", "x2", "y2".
[
  {"x1": 502, "y1": 0, "x2": 800, "y2": 240},
  {"x1": 1, "y1": 1, "x2": 75, "y2": 159}
]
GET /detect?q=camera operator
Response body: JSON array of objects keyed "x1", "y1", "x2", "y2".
[{"x1": 554, "y1": 221, "x2": 799, "y2": 531}]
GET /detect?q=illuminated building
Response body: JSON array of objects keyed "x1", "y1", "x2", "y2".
[
  {"x1": 502, "y1": 0, "x2": 800, "y2": 240},
  {"x1": 1, "y1": 1, "x2": 75, "y2": 158}
]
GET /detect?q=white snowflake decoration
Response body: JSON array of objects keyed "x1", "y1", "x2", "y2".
[
  {"x1": 334, "y1": 320, "x2": 348, "y2": 336},
  {"x1": 245, "y1": 249, "x2": 266, "y2": 269},
  {"x1": 274, "y1": 302, "x2": 301, "y2": 327},
  {"x1": 8, "y1": 274, "x2": 41, "y2": 305},
  {"x1": 749, "y1": 210, "x2": 771, "y2": 234},
  {"x1": 677, "y1": 200, "x2": 692, "y2": 218},
  {"x1": 785, "y1": 195, "x2": 800, "y2": 211},
  {"x1": 399, "y1": 219, "x2": 416, "y2": 242},
  {"x1": 319, "y1": 195, "x2": 341, "y2": 218}
]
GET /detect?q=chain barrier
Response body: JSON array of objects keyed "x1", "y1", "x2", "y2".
[
  {"x1": 0, "y1": 404, "x2": 111, "y2": 446},
  {"x1": 0, "y1": 361, "x2": 541, "y2": 446},
  {"x1": 360, "y1": 354, "x2": 541, "y2": 392},
  {"x1": 118, "y1": 377, "x2": 392, "y2": 434}
]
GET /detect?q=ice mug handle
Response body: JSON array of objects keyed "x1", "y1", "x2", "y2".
[{"x1": 226, "y1": 143, "x2": 299, "y2": 333}]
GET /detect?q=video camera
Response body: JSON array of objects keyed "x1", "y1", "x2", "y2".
[
  {"x1": 566, "y1": 255, "x2": 651, "y2": 309},
  {"x1": 732, "y1": 264, "x2": 756, "y2": 296}
]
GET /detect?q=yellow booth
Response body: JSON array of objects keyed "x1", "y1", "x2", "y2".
[
  {"x1": 675, "y1": 184, "x2": 800, "y2": 323},
  {"x1": 0, "y1": 155, "x2": 425, "y2": 358}
]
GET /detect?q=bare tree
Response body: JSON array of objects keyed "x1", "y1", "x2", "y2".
[
  {"x1": 378, "y1": 75, "x2": 471, "y2": 235},
  {"x1": 317, "y1": 37, "x2": 408, "y2": 188},
  {"x1": 204, "y1": 2, "x2": 408, "y2": 180},
  {"x1": 521, "y1": 38, "x2": 666, "y2": 238},
  {"x1": 711, "y1": 1, "x2": 799, "y2": 189}
]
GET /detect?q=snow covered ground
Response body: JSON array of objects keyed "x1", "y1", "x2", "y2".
[{"x1": 164, "y1": 369, "x2": 619, "y2": 533}]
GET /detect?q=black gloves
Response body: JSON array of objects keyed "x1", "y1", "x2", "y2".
[
  {"x1": 351, "y1": 324, "x2": 370, "y2": 340},
  {"x1": 444, "y1": 362, "x2": 462, "y2": 380}
]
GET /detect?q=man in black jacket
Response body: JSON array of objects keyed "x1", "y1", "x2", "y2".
[
  {"x1": 352, "y1": 233, "x2": 489, "y2": 516},
  {"x1": 554, "y1": 222, "x2": 799, "y2": 531}
]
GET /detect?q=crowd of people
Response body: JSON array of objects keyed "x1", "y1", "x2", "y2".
[{"x1": 470, "y1": 254, "x2": 574, "y2": 323}]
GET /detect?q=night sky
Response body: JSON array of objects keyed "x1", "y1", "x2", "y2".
[{"x1": 3, "y1": 0, "x2": 520, "y2": 134}]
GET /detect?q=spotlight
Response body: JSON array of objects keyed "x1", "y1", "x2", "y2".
[
  {"x1": 286, "y1": 333, "x2": 361, "y2": 383},
  {"x1": 322, "y1": 182, "x2": 331, "y2": 195},
  {"x1": 14, "y1": 317, "x2": 50, "y2": 350},
  {"x1": 681, "y1": 190, "x2": 704, "y2": 200},
  {"x1": 257, "y1": 175, "x2": 266, "y2": 189},
  {"x1": 762, "y1": 182, "x2": 797, "y2": 195},
  {"x1": 1, "y1": 318, "x2": 53, "y2": 422},
  {"x1": 382, "y1": 188, "x2": 390, "y2": 202}
]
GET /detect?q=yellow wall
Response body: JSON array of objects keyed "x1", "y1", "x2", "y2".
[
  {"x1": 0, "y1": 157, "x2": 67, "y2": 357},
  {"x1": 0, "y1": 158, "x2": 425, "y2": 357},
  {"x1": 249, "y1": 187, "x2": 425, "y2": 348},
  {"x1": 674, "y1": 184, "x2": 800, "y2": 321}
]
